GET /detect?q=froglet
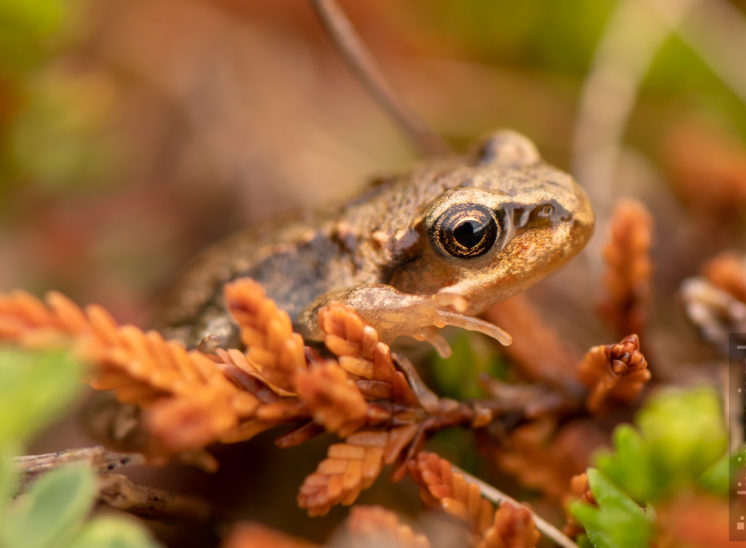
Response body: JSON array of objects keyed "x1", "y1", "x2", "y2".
[{"x1": 155, "y1": 130, "x2": 594, "y2": 356}]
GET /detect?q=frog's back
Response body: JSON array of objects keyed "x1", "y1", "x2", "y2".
[
  {"x1": 153, "y1": 212, "x2": 356, "y2": 347},
  {"x1": 152, "y1": 172, "x2": 422, "y2": 348}
]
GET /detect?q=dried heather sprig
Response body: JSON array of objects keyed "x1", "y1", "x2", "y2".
[
  {"x1": 492, "y1": 419, "x2": 597, "y2": 501},
  {"x1": 577, "y1": 334, "x2": 650, "y2": 414},
  {"x1": 478, "y1": 501, "x2": 540, "y2": 548},
  {"x1": 409, "y1": 452, "x2": 539, "y2": 548},
  {"x1": 599, "y1": 199, "x2": 653, "y2": 338},
  {"x1": 0, "y1": 290, "x2": 260, "y2": 455},
  {"x1": 224, "y1": 278, "x2": 307, "y2": 392},
  {"x1": 295, "y1": 361, "x2": 368, "y2": 437},
  {"x1": 346, "y1": 506, "x2": 431, "y2": 548},
  {"x1": 223, "y1": 522, "x2": 319, "y2": 548},
  {"x1": 298, "y1": 426, "x2": 418, "y2": 516},
  {"x1": 485, "y1": 295, "x2": 580, "y2": 391},
  {"x1": 682, "y1": 252, "x2": 746, "y2": 352},
  {"x1": 702, "y1": 252, "x2": 746, "y2": 303},
  {"x1": 411, "y1": 452, "x2": 493, "y2": 534},
  {"x1": 563, "y1": 473, "x2": 594, "y2": 538},
  {"x1": 320, "y1": 302, "x2": 419, "y2": 406}
]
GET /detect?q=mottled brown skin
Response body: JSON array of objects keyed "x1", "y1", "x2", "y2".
[{"x1": 155, "y1": 130, "x2": 594, "y2": 351}]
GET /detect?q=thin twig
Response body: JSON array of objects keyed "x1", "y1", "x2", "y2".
[
  {"x1": 98, "y1": 473, "x2": 210, "y2": 521},
  {"x1": 309, "y1": 0, "x2": 450, "y2": 157},
  {"x1": 14, "y1": 446, "x2": 146, "y2": 490},
  {"x1": 14, "y1": 447, "x2": 210, "y2": 521},
  {"x1": 453, "y1": 465, "x2": 580, "y2": 548}
]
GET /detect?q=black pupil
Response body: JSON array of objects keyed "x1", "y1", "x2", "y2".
[{"x1": 453, "y1": 219, "x2": 487, "y2": 249}]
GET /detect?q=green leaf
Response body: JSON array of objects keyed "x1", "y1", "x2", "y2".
[
  {"x1": 698, "y1": 447, "x2": 746, "y2": 497},
  {"x1": 69, "y1": 515, "x2": 161, "y2": 548},
  {"x1": 636, "y1": 387, "x2": 727, "y2": 499},
  {"x1": 0, "y1": 347, "x2": 82, "y2": 446},
  {"x1": 4, "y1": 464, "x2": 97, "y2": 548},
  {"x1": 595, "y1": 387, "x2": 727, "y2": 504},
  {"x1": 596, "y1": 424, "x2": 657, "y2": 503},
  {"x1": 570, "y1": 469, "x2": 654, "y2": 548}
]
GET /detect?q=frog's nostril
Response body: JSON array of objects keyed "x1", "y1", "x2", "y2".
[{"x1": 572, "y1": 185, "x2": 595, "y2": 241}]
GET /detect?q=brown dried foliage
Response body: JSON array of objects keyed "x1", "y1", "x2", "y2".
[
  {"x1": 484, "y1": 294, "x2": 580, "y2": 391},
  {"x1": 319, "y1": 302, "x2": 419, "y2": 406},
  {"x1": 479, "y1": 502, "x2": 541, "y2": 548},
  {"x1": 664, "y1": 121, "x2": 746, "y2": 217},
  {"x1": 0, "y1": 290, "x2": 259, "y2": 455},
  {"x1": 345, "y1": 506, "x2": 431, "y2": 548},
  {"x1": 295, "y1": 360, "x2": 367, "y2": 437},
  {"x1": 298, "y1": 426, "x2": 418, "y2": 516},
  {"x1": 224, "y1": 279, "x2": 306, "y2": 392},
  {"x1": 492, "y1": 419, "x2": 599, "y2": 501},
  {"x1": 577, "y1": 334, "x2": 650, "y2": 414},
  {"x1": 599, "y1": 199, "x2": 653, "y2": 338},
  {"x1": 0, "y1": 275, "x2": 650, "y2": 543},
  {"x1": 223, "y1": 522, "x2": 319, "y2": 548},
  {"x1": 656, "y1": 493, "x2": 731, "y2": 548},
  {"x1": 702, "y1": 252, "x2": 746, "y2": 304},
  {"x1": 410, "y1": 452, "x2": 539, "y2": 548},
  {"x1": 563, "y1": 473, "x2": 594, "y2": 538},
  {"x1": 3, "y1": 280, "x2": 533, "y2": 518}
]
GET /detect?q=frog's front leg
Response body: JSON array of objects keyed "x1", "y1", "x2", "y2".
[{"x1": 297, "y1": 284, "x2": 512, "y2": 357}]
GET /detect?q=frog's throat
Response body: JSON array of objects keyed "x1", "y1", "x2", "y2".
[{"x1": 435, "y1": 309, "x2": 513, "y2": 346}]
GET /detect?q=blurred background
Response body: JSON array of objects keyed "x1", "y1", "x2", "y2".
[
  {"x1": 2, "y1": 0, "x2": 745, "y2": 322},
  {"x1": 2, "y1": 0, "x2": 746, "y2": 544}
]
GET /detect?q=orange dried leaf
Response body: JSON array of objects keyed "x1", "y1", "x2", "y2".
[
  {"x1": 577, "y1": 334, "x2": 650, "y2": 414},
  {"x1": 345, "y1": 505, "x2": 431, "y2": 548},
  {"x1": 295, "y1": 361, "x2": 367, "y2": 437},
  {"x1": 563, "y1": 472, "x2": 594, "y2": 538},
  {"x1": 702, "y1": 252, "x2": 746, "y2": 304},
  {"x1": 485, "y1": 295, "x2": 580, "y2": 389},
  {"x1": 599, "y1": 199, "x2": 653, "y2": 337},
  {"x1": 0, "y1": 290, "x2": 261, "y2": 455},
  {"x1": 664, "y1": 121, "x2": 746, "y2": 217},
  {"x1": 222, "y1": 522, "x2": 319, "y2": 548},
  {"x1": 478, "y1": 501, "x2": 540, "y2": 548},
  {"x1": 298, "y1": 427, "x2": 416, "y2": 516},
  {"x1": 319, "y1": 302, "x2": 418, "y2": 405},
  {"x1": 494, "y1": 419, "x2": 597, "y2": 501},
  {"x1": 410, "y1": 452, "x2": 493, "y2": 536},
  {"x1": 225, "y1": 278, "x2": 307, "y2": 392}
]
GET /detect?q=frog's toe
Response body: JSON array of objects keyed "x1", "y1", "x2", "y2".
[
  {"x1": 412, "y1": 327, "x2": 452, "y2": 358},
  {"x1": 434, "y1": 309, "x2": 512, "y2": 346}
]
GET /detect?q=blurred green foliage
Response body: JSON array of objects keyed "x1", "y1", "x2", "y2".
[
  {"x1": 571, "y1": 387, "x2": 733, "y2": 548},
  {"x1": 0, "y1": 0, "x2": 70, "y2": 75},
  {"x1": 429, "y1": 333, "x2": 506, "y2": 400},
  {"x1": 572, "y1": 469, "x2": 655, "y2": 548},
  {"x1": 0, "y1": 0, "x2": 118, "y2": 206},
  {"x1": 0, "y1": 348, "x2": 159, "y2": 548},
  {"x1": 412, "y1": 0, "x2": 616, "y2": 73},
  {"x1": 0, "y1": 348, "x2": 81, "y2": 445},
  {"x1": 595, "y1": 387, "x2": 727, "y2": 504},
  {"x1": 411, "y1": 0, "x2": 746, "y2": 136}
]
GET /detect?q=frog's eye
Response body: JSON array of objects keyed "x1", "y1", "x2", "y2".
[{"x1": 434, "y1": 204, "x2": 499, "y2": 258}]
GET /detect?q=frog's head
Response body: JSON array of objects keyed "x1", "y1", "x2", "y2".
[{"x1": 390, "y1": 130, "x2": 594, "y2": 314}]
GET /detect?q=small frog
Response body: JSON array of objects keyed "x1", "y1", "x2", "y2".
[{"x1": 155, "y1": 130, "x2": 594, "y2": 356}]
